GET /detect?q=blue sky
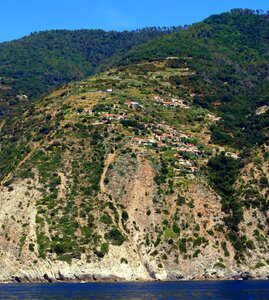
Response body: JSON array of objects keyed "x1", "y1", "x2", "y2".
[{"x1": 0, "y1": 0, "x2": 268, "y2": 42}]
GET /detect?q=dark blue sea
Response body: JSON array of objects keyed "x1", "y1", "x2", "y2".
[{"x1": 0, "y1": 281, "x2": 269, "y2": 299}]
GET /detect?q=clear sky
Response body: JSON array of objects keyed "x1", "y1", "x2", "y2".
[{"x1": 0, "y1": 0, "x2": 268, "y2": 42}]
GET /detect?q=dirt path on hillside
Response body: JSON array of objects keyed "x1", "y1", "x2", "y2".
[
  {"x1": 0, "y1": 120, "x2": 4, "y2": 132},
  {"x1": 0, "y1": 122, "x2": 62, "y2": 186},
  {"x1": 100, "y1": 152, "x2": 115, "y2": 193},
  {"x1": 58, "y1": 171, "x2": 68, "y2": 200},
  {"x1": 0, "y1": 142, "x2": 41, "y2": 185}
]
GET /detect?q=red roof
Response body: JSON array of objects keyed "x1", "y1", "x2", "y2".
[{"x1": 163, "y1": 102, "x2": 175, "y2": 105}]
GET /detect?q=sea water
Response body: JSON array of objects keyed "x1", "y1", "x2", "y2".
[{"x1": 0, "y1": 280, "x2": 269, "y2": 299}]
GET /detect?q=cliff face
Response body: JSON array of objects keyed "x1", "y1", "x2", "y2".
[
  {"x1": 0, "y1": 154, "x2": 269, "y2": 282},
  {"x1": 0, "y1": 58, "x2": 269, "y2": 282}
]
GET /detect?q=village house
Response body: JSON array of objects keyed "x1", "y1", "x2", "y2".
[
  {"x1": 153, "y1": 96, "x2": 190, "y2": 107},
  {"x1": 171, "y1": 98, "x2": 184, "y2": 105},
  {"x1": 166, "y1": 56, "x2": 179, "y2": 60},
  {"x1": 160, "y1": 133, "x2": 177, "y2": 142},
  {"x1": 225, "y1": 152, "x2": 240, "y2": 160},
  {"x1": 163, "y1": 101, "x2": 180, "y2": 107},
  {"x1": 125, "y1": 100, "x2": 144, "y2": 109},
  {"x1": 206, "y1": 114, "x2": 221, "y2": 122},
  {"x1": 171, "y1": 98, "x2": 190, "y2": 108},
  {"x1": 187, "y1": 166, "x2": 198, "y2": 173},
  {"x1": 176, "y1": 158, "x2": 192, "y2": 167},
  {"x1": 132, "y1": 137, "x2": 157, "y2": 146},
  {"x1": 100, "y1": 113, "x2": 125, "y2": 121},
  {"x1": 153, "y1": 96, "x2": 163, "y2": 102},
  {"x1": 83, "y1": 108, "x2": 93, "y2": 115},
  {"x1": 157, "y1": 142, "x2": 167, "y2": 148},
  {"x1": 16, "y1": 94, "x2": 28, "y2": 101},
  {"x1": 176, "y1": 144, "x2": 203, "y2": 156},
  {"x1": 178, "y1": 133, "x2": 190, "y2": 139}
]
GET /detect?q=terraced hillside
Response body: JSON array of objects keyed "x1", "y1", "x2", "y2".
[
  {"x1": 0, "y1": 57, "x2": 269, "y2": 282},
  {"x1": 0, "y1": 27, "x2": 181, "y2": 117},
  {"x1": 111, "y1": 9, "x2": 269, "y2": 149}
]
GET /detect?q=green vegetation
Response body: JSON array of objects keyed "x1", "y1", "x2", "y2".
[
  {"x1": 105, "y1": 228, "x2": 126, "y2": 246},
  {"x1": 163, "y1": 228, "x2": 178, "y2": 239},
  {"x1": 208, "y1": 154, "x2": 245, "y2": 260},
  {"x1": 255, "y1": 262, "x2": 266, "y2": 269},
  {"x1": 0, "y1": 27, "x2": 182, "y2": 116},
  {"x1": 178, "y1": 238, "x2": 187, "y2": 254},
  {"x1": 95, "y1": 243, "x2": 109, "y2": 258},
  {"x1": 114, "y1": 9, "x2": 269, "y2": 149},
  {"x1": 0, "y1": 9, "x2": 268, "y2": 269},
  {"x1": 214, "y1": 262, "x2": 226, "y2": 269},
  {"x1": 100, "y1": 213, "x2": 113, "y2": 224}
]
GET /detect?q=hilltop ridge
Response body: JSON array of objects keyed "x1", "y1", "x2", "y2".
[{"x1": 0, "y1": 26, "x2": 182, "y2": 116}]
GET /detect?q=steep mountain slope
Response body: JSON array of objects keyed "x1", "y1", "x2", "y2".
[
  {"x1": 0, "y1": 56, "x2": 269, "y2": 282},
  {"x1": 0, "y1": 27, "x2": 181, "y2": 116},
  {"x1": 106, "y1": 9, "x2": 269, "y2": 149},
  {"x1": 2, "y1": 9, "x2": 268, "y2": 151}
]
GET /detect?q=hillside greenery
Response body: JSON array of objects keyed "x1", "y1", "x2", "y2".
[
  {"x1": 1, "y1": 9, "x2": 268, "y2": 150},
  {"x1": 108, "y1": 9, "x2": 269, "y2": 148},
  {"x1": 0, "y1": 9, "x2": 268, "y2": 266},
  {"x1": 0, "y1": 26, "x2": 182, "y2": 115},
  {"x1": 0, "y1": 57, "x2": 222, "y2": 261}
]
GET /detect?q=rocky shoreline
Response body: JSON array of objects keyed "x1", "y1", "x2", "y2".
[{"x1": 2, "y1": 271, "x2": 269, "y2": 284}]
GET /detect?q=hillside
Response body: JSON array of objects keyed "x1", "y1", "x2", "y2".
[
  {"x1": 1, "y1": 9, "x2": 268, "y2": 152},
  {"x1": 0, "y1": 27, "x2": 182, "y2": 116},
  {"x1": 0, "y1": 52, "x2": 269, "y2": 282},
  {"x1": 107, "y1": 9, "x2": 269, "y2": 149}
]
